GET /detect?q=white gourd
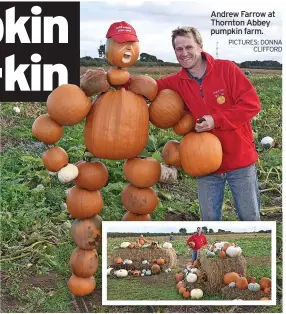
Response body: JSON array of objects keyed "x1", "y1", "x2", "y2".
[
  {"x1": 116, "y1": 269, "x2": 128, "y2": 278},
  {"x1": 190, "y1": 288, "x2": 203, "y2": 299},
  {"x1": 248, "y1": 283, "x2": 261, "y2": 292},
  {"x1": 120, "y1": 242, "x2": 131, "y2": 248},
  {"x1": 186, "y1": 273, "x2": 197, "y2": 283},
  {"x1": 163, "y1": 242, "x2": 173, "y2": 249},
  {"x1": 226, "y1": 246, "x2": 242, "y2": 258},
  {"x1": 58, "y1": 164, "x2": 78, "y2": 183}
]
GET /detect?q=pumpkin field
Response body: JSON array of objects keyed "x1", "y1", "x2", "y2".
[{"x1": 0, "y1": 68, "x2": 283, "y2": 313}]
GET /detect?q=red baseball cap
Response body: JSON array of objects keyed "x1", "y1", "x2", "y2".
[{"x1": 106, "y1": 21, "x2": 139, "y2": 43}]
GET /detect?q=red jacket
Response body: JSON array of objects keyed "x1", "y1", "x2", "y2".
[
  {"x1": 156, "y1": 52, "x2": 260, "y2": 174},
  {"x1": 186, "y1": 233, "x2": 207, "y2": 251}
]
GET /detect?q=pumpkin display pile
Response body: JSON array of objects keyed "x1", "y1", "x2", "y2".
[
  {"x1": 175, "y1": 242, "x2": 271, "y2": 300},
  {"x1": 31, "y1": 21, "x2": 224, "y2": 295},
  {"x1": 108, "y1": 240, "x2": 177, "y2": 278}
]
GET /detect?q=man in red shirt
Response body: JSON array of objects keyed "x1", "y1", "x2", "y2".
[
  {"x1": 156, "y1": 26, "x2": 261, "y2": 221},
  {"x1": 186, "y1": 227, "x2": 208, "y2": 262}
]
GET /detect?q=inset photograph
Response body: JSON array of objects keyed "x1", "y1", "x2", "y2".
[{"x1": 102, "y1": 221, "x2": 275, "y2": 305}]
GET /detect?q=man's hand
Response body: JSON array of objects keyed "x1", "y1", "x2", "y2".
[{"x1": 195, "y1": 115, "x2": 215, "y2": 132}]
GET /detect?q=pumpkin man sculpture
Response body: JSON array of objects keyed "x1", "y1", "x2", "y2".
[{"x1": 32, "y1": 21, "x2": 222, "y2": 296}]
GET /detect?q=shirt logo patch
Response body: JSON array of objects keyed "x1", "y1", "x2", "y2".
[{"x1": 217, "y1": 95, "x2": 226, "y2": 104}]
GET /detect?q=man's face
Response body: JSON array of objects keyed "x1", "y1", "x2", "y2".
[
  {"x1": 197, "y1": 227, "x2": 201, "y2": 235},
  {"x1": 174, "y1": 35, "x2": 203, "y2": 70}
]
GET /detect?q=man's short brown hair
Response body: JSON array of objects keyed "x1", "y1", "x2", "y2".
[{"x1": 172, "y1": 26, "x2": 203, "y2": 49}]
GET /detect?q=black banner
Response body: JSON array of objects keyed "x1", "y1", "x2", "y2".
[{"x1": 0, "y1": 1, "x2": 80, "y2": 102}]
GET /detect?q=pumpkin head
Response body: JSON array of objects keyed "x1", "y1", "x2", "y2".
[
  {"x1": 162, "y1": 140, "x2": 181, "y2": 168},
  {"x1": 42, "y1": 147, "x2": 68, "y2": 172},
  {"x1": 149, "y1": 89, "x2": 185, "y2": 128},
  {"x1": 122, "y1": 184, "x2": 158, "y2": 215},
  {"x1": 123, "y1": 157, "x2": 161, "y2": 188},
  {"x1": 180, "y1": 132, "x2": 222, "y2": 177},
  {"x1": 107, "y1": 68, "x2": 130, "y2": 86},
  {"x1": 71, "y1": 215, "x2": 102, "y2": 250},
  {"x1": 175, "y1": 272, "x2": 185, "y2": 283},
  {"x1": 151, "y1": 264, "x2": 161, "y2": 274},
  {"x1": 66, "y1": 186, "x2": 103, "y2": 219},
  {"x1": 84, "y1": 88, "x2": 149, "y2": 160},
  {"x1": 68, "y1": 274, "x2": 95, "y2": 296},
  {"x1": 129, "y1": 75, "x2": 158, "y2": 101},
  {"x1": 80, "y1": 68, "x2": 110, "y2": 96},
  {"x1": 260, "y1": 277, "x2": 271, "y2": 290},
  {"x1": 236, "y1": 276, "x2": 248, "y2": 290},
  {"x1": 47, "y1": 84, "x2": 92, "y2": 126},
  {"x1": 106, "y1": 38, "x2": 139, "y2": 68},
  {"x1": 173, "y1": 111, "x2": 195, "y2": 136},
  {"x1": 74, "y1": 161, "x2": 108, "y2": 191},
  {"x1": 223, "y1": 272, "x2": 240, "y2": 285},
  {"x1": 32, "y1": 114, "x2": 63, "y2": 144},
  {"x1": 122, "y1": 212, "x2": 152, "y2": 221},
  {"x1": 69, "y1": 247, "x2": 98, "y2": 278}
]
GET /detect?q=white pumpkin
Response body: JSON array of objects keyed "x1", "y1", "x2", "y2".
[
  {"x1": 116, "y1": 269, "x2": 128, "y2": 278},
  {"x1": 261, "y1": 136, "x2": 274, "y2": 148},
  {"x1": 163, "y1": 242, "x2": 172, "y2": 249},
  {"x1": 229, "y1": 282, "x2": 236, "y2": 288},
  {"x1": 226, "y1": 246, "x2": 242, "y2": 258},
  {"x1": 191, "y1": 288, "x2": 203, "y2": 299},
  {"x1": 107, "y1": 267, "x2": 113, "y2": 276},
  {"x1": 142, "y1": 260, "x2": 148, "y2": 264},
  {"x1": 127, "y1": 260, "x2": 133, "y2": 264},
  {"x1": 120, "y1": 242, "x2": 131, "y2": 248},
  {"x1": 190, "y1": 268, "x2": 198, "y2": 273},
  {"x1": 248, "y1": 283, "x2": 261, "y2": 292},
  {"x1": 58, "y1": 164, "x2": 78, "y2": 183},
  {"x1": 186, "y1": 273, "x2": 197, "y2": 283}
]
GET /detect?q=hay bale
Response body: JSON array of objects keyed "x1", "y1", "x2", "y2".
[
  {"x1": 198, "y1": 251, "x2": 246, "y2": 293},
  {"x1": 109, "y1": 247, "x2": 177, "y2": 269},
  {"x1": 221, "y1": 286, "x2": 270, "y2": 300},
  {"x1": 184, "y1": 280, "x2": 214, "y2": 296}
]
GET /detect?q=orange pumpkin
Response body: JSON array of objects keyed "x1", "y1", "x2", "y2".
[
  {"x1": 74, "y1": 161, "x2": 108, "y2": 191},
  {"x1": 179, "y1": 286, "x2": 186, "y2": 295},
  {"x1": 84, "y1": 88, "x2": 149, "y2": 160},
  {"x1": 151, "y1": 264, "x2": 161, "y2": 274},
  {"x1": 260, "y1": 277, "x2": 271, "y2": 290},
  {"x1": 69, "y1": 247, "x2": 98, "y2": 278},
  {"x1": 180, "y1": 132, "x2": 223, "y2": 177},
  {"x1": 223, "y1": 272, "x2": 240, "y2": 285},
  {"x1": 157, "y1": 258, "x2": 165, "y2": 265},
  {"x1": 42, "y1": 147, "x2": 68, "y2": 172},
  {"x1": 68, "y1": 274, "x2": 95, "y2": 296},
  {"x1": 218, "y1": 250, "x2": 226, "y2": 259},
  {"x1": 47, "y1": 84, "x2": 92, "y2": 126},
  {"x1": 114, "y1": 257, "x2": 123, "y2": 264},
  {"x1": 80, "y1": 68, "x2": 110, "y2": 96},
  {"x1": 106, "y1": 38, "x2": 140, "y2": 68},
  {"x1": 66, "y1": 186, "x2": 103, "y2": 219},
  {"x1": 122, "y1": 212, "x2": 152, "y2": 221},
  {"x1": 183, "y1": 289, "x2": 190, "y2": 299},
  {"x1": 107, "y1": 68, "x2": 130, "y2": 86},
  {"x1": 173, "y1": 112, "x2": 195, "y2": 135},
  {"x1": 236, "y1": 276, "x2": 248, "y2": 290},
  {"x1": 176, "y1": 281, "x2": 184, "y2": 290},
  {"x1": 223, "y1": 243, "x2": 231, "y2": 252},
  {"x1": 129, "y1": 75, "x2": 158, "y2": 101},
  {"x1": 71, "y1": 215, "x2": 102, "y2": 250},
  {"x1": 264, "y1": 287, "x2": 271, "y2": 294},
  {"x1": 149, "y1": 89, "x2": 185, "y2": 129},
  {"x1": 123, "y1": 157, "x2": 161, "y2": 188},
  {"x1": 193, "y1": 259, "x2": 200, "y2": 267},
  {"x1": 175, "y1": 272, "x2": 185, "y2": 283},
  {"x1": 162, "y1": 140, "x2": 181, "y2": 168},
  {"x1": 122, "y1": 184, "x2": 158, "y2": 215},
  {"x1": 32, "y1": 114, "x2": 63, "y2": 144}
]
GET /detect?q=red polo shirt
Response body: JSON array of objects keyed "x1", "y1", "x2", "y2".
[{"x1": 186, "y1": 233, "x2": 207, "y2": 251}]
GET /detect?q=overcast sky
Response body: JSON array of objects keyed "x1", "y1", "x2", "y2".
[
  {"x1": 80, "y1": 0, "x2": 283, "y2": 63},
  {"x1": 105, "y1": 221, "x2": 274, "y2": 233}
]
